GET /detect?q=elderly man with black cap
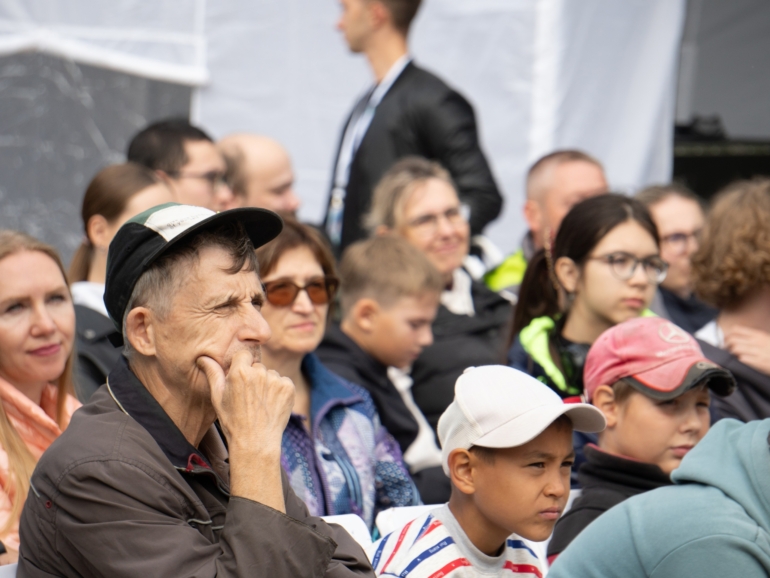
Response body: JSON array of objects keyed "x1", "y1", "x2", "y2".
[{"x1": 17, "y1": 204, "x2": 374, "y2": 577}]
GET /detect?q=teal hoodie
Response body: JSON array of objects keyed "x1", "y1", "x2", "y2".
[{"x1": 548, "y1": 418, "x2": 770, "y2": 577}]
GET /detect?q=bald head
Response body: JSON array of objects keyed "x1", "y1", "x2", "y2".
[
  {"x1": 523, "y1": 150, "x2": 608, "y2": 249},
  {"x1": 217, "y1": 134, "x2": 300, "y2": 217}
]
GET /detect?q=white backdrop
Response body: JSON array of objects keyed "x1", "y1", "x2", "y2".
[
  {"x1": 195, "y1": 0, "x2": 686, "y2": 253},
  {"x1": 0, "y1": 0, "x2": 686, "y2": 255},
  {"x1": 0, "y1": 0, "x2": 207, "y2": 84}
]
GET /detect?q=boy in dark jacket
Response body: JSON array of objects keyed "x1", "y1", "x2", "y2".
[
  {"x1": 316, "y1": 236, "x2": 448, "y2": 502},
  {"x1": 547, "y1": 317, "x2": 735, "y2": 562}
]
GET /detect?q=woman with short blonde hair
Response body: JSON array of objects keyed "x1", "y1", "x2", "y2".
[{"x1": 365, "y1": 156, "x2": 512, "y2": 434}]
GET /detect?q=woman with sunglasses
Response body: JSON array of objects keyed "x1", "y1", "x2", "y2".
[
  {"x1": 255, "y1": 219, "x2": 418, "y2": 530},
  {"x1": 509, "y1": 194, "x2": 665, "y2": 400}
]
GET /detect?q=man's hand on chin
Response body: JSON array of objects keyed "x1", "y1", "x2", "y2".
[{"x1": 197, "y1": 350, "x2": 294, "y2": 512}]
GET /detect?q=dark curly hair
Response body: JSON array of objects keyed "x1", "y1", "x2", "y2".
[{"x1": 692, "y1": 178, "x2": 770, "y2": 309}]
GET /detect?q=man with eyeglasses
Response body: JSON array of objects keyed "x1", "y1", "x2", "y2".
[
  {"x1": 636, "y1": 184, "x2": 716, "y2": 334},
  {"x1": 128, "y1": 118, "x2": 235, "y2": 212}
]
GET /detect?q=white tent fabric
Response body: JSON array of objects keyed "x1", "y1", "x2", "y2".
[
  {"x1": 0, "y1": 0, "x2": 207, "y2": 85},
  {"x1": 195, "y1": 0, "x2": 685, "y2": 252},
  {"x1": 0, "y1": 0, "x2": 686, "y2": 253},
  {"x1": 532, "y1": 0, "x2": 687, "y2": 197}
]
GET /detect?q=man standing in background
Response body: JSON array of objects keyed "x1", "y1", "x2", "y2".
[{"x1": 325, "y1": 0, "x2": 502, "y2": 256}]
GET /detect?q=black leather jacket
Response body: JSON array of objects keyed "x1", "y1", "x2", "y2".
[{"x1": 324, "y1": 62, "x2": 503, "y2": 254}]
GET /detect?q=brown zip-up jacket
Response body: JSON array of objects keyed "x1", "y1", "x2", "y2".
[{"x1": 18, "y1": 357, "x2": 375, "y2": 578}]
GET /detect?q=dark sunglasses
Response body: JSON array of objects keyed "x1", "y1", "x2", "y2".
[{"x1": 263, "y1": 276, "x2": 339, "y2": 307}]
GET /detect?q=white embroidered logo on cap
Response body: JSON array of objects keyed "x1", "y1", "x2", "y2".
[
  {"x1": 144, "y1": 205, "x2": 215, "y2": 242},
  {"x1": 658, "y1": 322, "x2": 690, "y2": 344}
]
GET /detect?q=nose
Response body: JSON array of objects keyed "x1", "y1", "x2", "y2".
[
  {"x1": 681, "y1": 404, "x2": 706, "y2": 435},
  {"x1": 419, "y1": 326, "x2": 434, "y2": 348},
  {"x1": 214, "y1": 182, "x2": 235, "y2": 212},
  {"x1": 685, "y1": 234, "x2": 700, "y2": 257},
  {"x1": 544, "y1": 471, "x2": 568, "y2": 500},
  {"x1": 31, "y1": 303, "x2": 57, "y2": 336},
  {"x1": 286, "y1": 188, "x2": 301, "y2": 213},
  {"x1": 243, "y1": 305, "x2": 273, "y2": 345},
  {"x1": 629, "y1": 260, "x2": 650, "y2": 287},
  {"x1": 436, "y1": 213, "x2": 456, "y2": 238},
  {"x1": 291, "y1": 287, "x2": 315, "y2": 314}
]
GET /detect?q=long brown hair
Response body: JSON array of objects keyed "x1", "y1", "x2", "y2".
[
  {"x1": 511, "y1": 194, "x2": 659, "y2": 341},
  {"x1": 0, "y1": 230, "x2": 75, "y2": 533},
  {"x1": 69, "y1": 163, "x2": 161, "y2": 283}
]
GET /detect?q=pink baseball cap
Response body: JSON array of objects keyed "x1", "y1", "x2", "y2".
[{"x1": 584, "y1": 317, "x2": 735, "y2": 402}]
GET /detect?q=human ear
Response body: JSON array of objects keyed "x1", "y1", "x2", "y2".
[
  {"x1": 369, "y1": 0, "x2": 390, "y2": 28},
  {"x1": 448, "y1": 449, "x2": 475, "y2": 495},
  {"x1": 592, "y1": 385, "x2": 619, "y2": 429},
  {"x1": 523, "y1": 200, "x2": 543, "y2": 242},
  {"x1": 125, "y1": 307, "x2": 157, "y2": 357},
  {"x1": 351, "y1": 299, "x2": 380, "y2": 334},
  {"x1": 374, "y1": 225, "x2": 392, "y2": 237},
  {"x1": 86, "y1": 214, "x2": 112, "y2": 251},
  {"x1": 554, "y1": 256, "x2": 579, "y2": 293}
]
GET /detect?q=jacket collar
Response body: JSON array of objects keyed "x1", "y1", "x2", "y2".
[
  {"x1": 581, "y1": 444, "x2": 672, "y2": 492},
  {"x1": 106, "y1": 356, "x2": 214, "y2": 472},
  {"x1": 302, "y1": 353, "x2": 363, "y2": 420},
  {"x1": 320, "y1": 325, "x2": 391, "y2": 391}
]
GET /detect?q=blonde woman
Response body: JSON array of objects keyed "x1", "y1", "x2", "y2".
[{"x1": 0, "y1": 231, "x2": 80, "y2": 561}]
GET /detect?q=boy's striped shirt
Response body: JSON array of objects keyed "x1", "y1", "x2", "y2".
[{"x1": 367, "y1": 505, "x2": 543, "y2": 577}]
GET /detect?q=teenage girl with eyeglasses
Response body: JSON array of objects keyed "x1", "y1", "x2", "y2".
[
  {"x1": 508, "y1": 194, "x2": 667, "y2": 401},
  {"x1": 255, "y1": 219, "x2": 418, "y2": 531}
]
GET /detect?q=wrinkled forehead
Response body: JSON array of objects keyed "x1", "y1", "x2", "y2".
[{"x1": 169, "y1": 246, "x2": 261, "y2": 301}]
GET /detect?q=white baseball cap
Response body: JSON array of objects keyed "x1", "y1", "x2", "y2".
[{"x1": 438, "y1": 365, "x2": 606, "y2": 475}]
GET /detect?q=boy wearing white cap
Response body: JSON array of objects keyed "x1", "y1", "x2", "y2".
[{"x1": 367, "y1": 365, "x2": 605, "y2": 577}]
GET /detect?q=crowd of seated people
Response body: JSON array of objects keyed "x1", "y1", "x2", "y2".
[
  {"x1": 2, "y1": 2, "x2": 770, "y2": 575},
  {"x1": 2, "y1": 122, "x2": 769, "y2": 576}
]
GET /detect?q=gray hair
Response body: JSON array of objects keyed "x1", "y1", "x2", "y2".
[{"x1": 364, "y1": 156, "x2": 454, "y2": 234}]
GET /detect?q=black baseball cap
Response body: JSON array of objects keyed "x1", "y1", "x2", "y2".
[{"x1": 104, "y1": 203, "x2": 283, "y2": 341}]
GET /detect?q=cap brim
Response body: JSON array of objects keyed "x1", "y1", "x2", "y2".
[
  {"x1": 472, "y1": 403, "x2": 606, "y2": 450},
  {"x1": 144, "y1": 207, "x2": 283, "y2": 269},
  {"x1": 628, "y1": 360, "x2": 736, "y2": 401}
]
